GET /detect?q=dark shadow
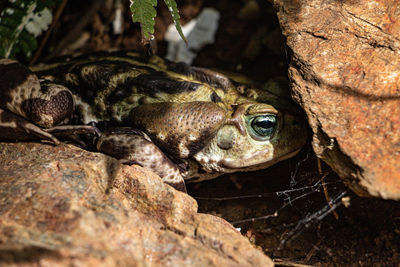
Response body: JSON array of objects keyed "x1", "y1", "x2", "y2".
[{"x1": 0, "y1": 246, "x2": 62, "y2": 264}]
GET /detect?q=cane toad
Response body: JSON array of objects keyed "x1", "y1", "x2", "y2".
[{"x1": 0, "y1": 51, "x2": 307, "y2": 191}]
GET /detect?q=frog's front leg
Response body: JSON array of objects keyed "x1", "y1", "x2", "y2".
[
  {"x1": 0, "y1": 59, "x2": 97, "y2": 143},
  {"x1": 97, "y1": 127, "x2": 187, "y2": 192},
  {"x1": 0, "y1": 108, "x2": 61, "y2": 144}
]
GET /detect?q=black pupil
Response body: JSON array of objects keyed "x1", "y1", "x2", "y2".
[
  {"x1": 251, "y1": 116, "x2": 276, "y2": 137},
  {"x1": 254, "y1": 119, "x2": 274, "y2": 129}
]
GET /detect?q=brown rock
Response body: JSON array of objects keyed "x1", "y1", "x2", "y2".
[
  {"x1": 270, "y1": 0, "x2": 400, "y2": 199},
  {"x1": 0, "y1": 142, "x2": 272, "y2": 266}
]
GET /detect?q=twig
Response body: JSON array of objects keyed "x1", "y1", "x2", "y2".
[
  {"x1": 229, "y1": 189, "x2": 318, "y2": 225},
  {"x1": 30, "y1": 0, "x2": 68, "y2": 65},
  {"x1": 304, "y1": 240, "x2": 321, "y2": 263},
  {"x1": 193, "y1": 180, "x2": 338, "y2": 201},
  {"x1": 273, "y1": 258, "x2": 315, "y2": 267},
  {"x1": 45, "y1": 0, "x2": 106, "y2": 60},
  {"x1": 277, "y1": 191, "x2": 346, "y2": 250},
  {"x1": 318, "y1": 158, "x2": 339, "y2": 219}
]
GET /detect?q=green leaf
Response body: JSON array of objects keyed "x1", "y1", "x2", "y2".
[
  {"x1": 163, "y1": 0, "x2": 187, "y2": 43},
  {"x1": 0, "y1": 0, "x2": 58, "y2": 60},
  {"x1": 17, "y1": 35, "x2": 37, "y2": 60},
  {"x1": 0, "y1": 1, "x2": 37, "y2": 58},
  {"x1": 19, "y1": 30, "x2": 38, "y2": 60},
  {"x1": 130, "y1": 0, "x2": 157, "y2": 43}
]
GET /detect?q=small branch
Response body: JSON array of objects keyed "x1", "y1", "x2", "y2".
[
  {"x1": 45, "y1": 0, "x2": 106, "y2": 60},
  {"x1": 273, "y1": 258, "x2": 315, "y2": 267},
  {"x1": 30, "y1": 0, "x2": 68, "y2": 65},
  {"x1": 318, "y1": 158, "x2": 339, "y2": 219}
]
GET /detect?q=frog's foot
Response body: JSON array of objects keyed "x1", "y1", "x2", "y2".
[
  {"x1": 0, "y1": 108, "x2": 60, "y2": 144},
  {"x1": 46, "y1": 125, "x2": 101, "y2": 137},
  {"x1": 96, "y1": 127, "x2": 187, "y2": 193},
  {"x1": 45, "y1": 125, "x2": 102, "y2": 150}
]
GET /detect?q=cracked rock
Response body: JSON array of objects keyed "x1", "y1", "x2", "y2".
[{"x1": 270, "y1": 0, "x2": 400, "y2": 199}]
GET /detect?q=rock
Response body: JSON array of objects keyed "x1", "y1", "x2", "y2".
[
  {"x1": 270, "y1": 0, "x2": 400, "y2": 199},
  {"x1": 0, "y1": 142, "x2": 272, "y2": 266}
]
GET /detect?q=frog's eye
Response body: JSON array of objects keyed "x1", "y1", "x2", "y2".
[{"x1": 248, "y1": 114, "x2": 277, "y2": 141}]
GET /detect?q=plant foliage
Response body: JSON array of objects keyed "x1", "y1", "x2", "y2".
[
  {"x1": 130, "y1": 0, "x2": 157, "y2": 42},
  {"x1": 130, "y1": 0, "x2": 186, "y2": 44},
  {"x1": 0, "y1": 0, "x2": 185, "y2": 60},
  {"x1": 0, "y1": 0, "x2": 59, "y2": 60}
]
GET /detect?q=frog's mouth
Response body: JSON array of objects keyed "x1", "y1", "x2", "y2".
[{"x1": 218, "y1": 149, "x2": 301, "y2": 171}]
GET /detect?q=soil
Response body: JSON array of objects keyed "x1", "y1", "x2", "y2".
[{"x1": 6, "y1": 0, "x2": 400, "y2": 265}]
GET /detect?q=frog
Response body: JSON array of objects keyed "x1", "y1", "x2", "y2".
[{"x1": 0, "y1": 51, "x2": 307, "y2": 192}]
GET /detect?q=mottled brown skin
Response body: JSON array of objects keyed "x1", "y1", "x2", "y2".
[{"x1": 0, "y1": 51, "x2": 307, "y2": 192}]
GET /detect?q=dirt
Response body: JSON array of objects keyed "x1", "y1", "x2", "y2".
[
  {"x1": 6, "y1": 0, "x2": 400, "y2": 265},
  {"x1": 188, "y1": 150, "x2": 400, "y2": 266}
]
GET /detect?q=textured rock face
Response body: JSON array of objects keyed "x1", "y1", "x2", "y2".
[
  {"x1": 270, "y1": 0, "x2": 400, "y2": 199},
  {"x1": 0, "y1": 142, "x2": 272, "y2": 266}
]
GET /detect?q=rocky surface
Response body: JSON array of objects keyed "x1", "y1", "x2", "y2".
[
  {"x1": 270, "y1": 0, "x2": 400, "y2": 199},
  {"x1": 0, "y1": 142, "x2": 272, "y2": 266}
]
